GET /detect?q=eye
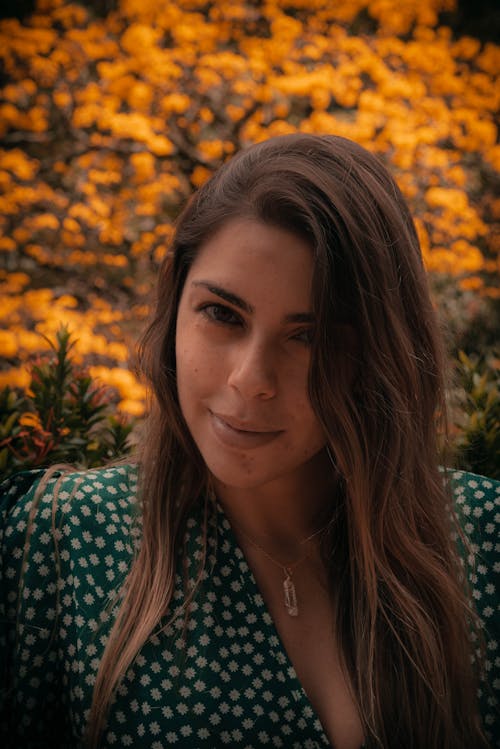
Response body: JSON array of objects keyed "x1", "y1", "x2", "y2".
[
  {"x1": 200, "y1": 303, "x2": 242, "y2": 326},
  {"x1": 290, "y1": 328, "x2": 314, "y2": 345}
]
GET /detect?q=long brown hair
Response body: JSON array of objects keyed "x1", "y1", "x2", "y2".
[{"x1": 87, "y1": 134, "x2": 486, "y2": 747}]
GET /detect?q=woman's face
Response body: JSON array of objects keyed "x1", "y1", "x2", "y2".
[{"x1": 175, "y1": 217, "x2": 327, "y2": 493}]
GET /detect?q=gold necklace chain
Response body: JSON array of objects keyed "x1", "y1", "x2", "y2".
[{"x1": 228, "y1": 517, "x2": 330, "y2": 618}]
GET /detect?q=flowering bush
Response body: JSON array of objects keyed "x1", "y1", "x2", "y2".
[
  {"x1": 0, "y1": 327, "x2": 136, "y2": 478},
  {"x1": 0, "y1": 0, "x2": 498, "y2": 422}
]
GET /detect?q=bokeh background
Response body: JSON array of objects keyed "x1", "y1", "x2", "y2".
[{"x1": 0, "y1": 0, "x2": 499, "y2": 472}]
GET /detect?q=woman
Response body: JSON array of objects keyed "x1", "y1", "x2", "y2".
[{"x1": 1, "y1": 134, "x2": 498, "y2": 748}]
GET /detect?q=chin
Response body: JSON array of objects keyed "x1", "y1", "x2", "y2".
[
  {"x1": 208, "y1": 465, "x2": 274, "y2": 492},
  {"x1": 204, "y1": 451, "x2": 319, "y2": 495}
]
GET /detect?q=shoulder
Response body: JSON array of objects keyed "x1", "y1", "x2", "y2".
[
  {"x1": 1, "y1": 464, "x2": 141, "y2": 589},
  {"x1": 444, "y1": 470, "x2": 499, "y2": 744},
  {"x1": 444, "y1": 468, "x2": 498, "y2": 582},
  {"x1": 0, "y1": 466, "x2": 139, "y2": 745},
  {"x1": 445, "y1": 468, "x2": 499, "y2": 553},
  {"x1": 446, "y1": 467, "x2": 499, "y2": 506},
  {"x1": 1, "y1": 462, "x2": 139, "y2": 526}
]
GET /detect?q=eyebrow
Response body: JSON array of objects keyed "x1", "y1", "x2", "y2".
[{"x1": 191, "y1": 280, "x2": 315, "y2": 324}]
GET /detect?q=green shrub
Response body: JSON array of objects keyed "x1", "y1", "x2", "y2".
[
  {"x1": 451, "y1": 351, "x2": 500, "y2": 480},
  {"x1": 0, "y1": 327, "x2": 136, "y2": 479}
]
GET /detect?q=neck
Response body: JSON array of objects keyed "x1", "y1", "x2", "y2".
[{"x1": 213, "y1": 450, "x2": 337, "y2": 558}]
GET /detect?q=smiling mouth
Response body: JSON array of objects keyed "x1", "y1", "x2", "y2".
[
  {"x1": 211, "y1": 411, "x2": 281, "y2": 433},
  {"x1": 209, "y1": 411, "x2": 283, "y2": 448}
]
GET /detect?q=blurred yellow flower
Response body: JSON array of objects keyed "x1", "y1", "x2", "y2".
[
  {"x1": 459, "y1": 276, "x2": 484, "y2": 291},
  {"x1": 120, "y1": 22, "x2": 162, "y2": 55},
  {"x1": 0, "y1": 237, "x2": 16, "y2": 252},
  {"x1": 0, "y1": 0, "x2": 495, "y2": 402},
  {"x1": 160, "y1": 93, "x2": 191, "y2": 114},
  {"x1": 191, "y1": 165, "x2": 212, "y2": 187},
  {"x1": 0, "y1": 367, "x2": 30, "y2": 389},
  {"x1": 0, "y1": 330, "x2": 18, "y2": 357},
  {"x1": 62, "y1": 217, "x2": 80, "y2": 233},
  {"x1": 88, "y1": 365, "x2": 147, "y2": 402},
  {"x1": 31, "y1": 213, "x2": 59, "y2": 230},
  {"x1": 117, "y1": 398, "x2": 145, "y2": 416},
  {"x1": 19, "y1": 412, "x2": 43, "y2": 429},
  {"x1": 0, "y1": 149, "x2": 39, "y2": 180},
  {"x1": 149, "y1": 135, "x2": 175, "y2": 156},
  {"x1": 56, "y1": 294, "x2": 78, "y2": 308},
  {"x1": 485, "y1": 145, "x2": 500, "y2": 171},
  {"x1": 226, "y1": 104, "x2": 246, "y2": 122},
  {"x1": 130, "y1": 152, "x2": 156, "y2": 182},
  {"x1": 425, "y1": 187, "x2": 468, "y2": 211},
  {"x1": 197, "y1": 140, "x2": 225, "y2": 160},
  {"x1": 102, "y1": 253, "x2": 128, "y2": 268},
  {"x1": 199, "y1": 107, "x2": 214, "y2": 123},
  {"x1": 127, "y1": 80, "x2": 154, "y2": 112}
]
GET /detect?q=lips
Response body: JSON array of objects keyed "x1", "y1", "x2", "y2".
[
  {"x1": 212, "y1": 412, "x2": 280, "y2": 433},
  {"x1": 209, "y1": 411, "x2": 283, "y2": 449}
]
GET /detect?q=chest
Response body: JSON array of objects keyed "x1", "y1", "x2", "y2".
[
  {"x1": 58, "y1": 550, "x2": 339, "y2": 747},
  {"x1": 52, "y1": 510, "x2": 364, "y2": 748},
  {"x1": 246, "y1": 552, "x2": 365, "y2": 749}
]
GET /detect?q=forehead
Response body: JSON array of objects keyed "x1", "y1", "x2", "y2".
[{"x1": 185, "y1": 218, "x2": 315, "y2": 307}]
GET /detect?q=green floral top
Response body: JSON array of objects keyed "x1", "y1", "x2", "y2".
[{"x1": 1, "y1": 465, "x2": 498, "y2": 748}]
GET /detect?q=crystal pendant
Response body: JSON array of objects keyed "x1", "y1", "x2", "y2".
[{"x1": 283, "y1": 567, "x2": 299, "y2": 616}]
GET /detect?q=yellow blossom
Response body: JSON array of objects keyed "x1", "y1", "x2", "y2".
[
  {"x1": 485, "y1": 145, "x2": 500, "y2": 171},
  {"x1": 130, "y1": 151, "x2": 156, "y2": 182},
  {"x1": 0, "y1": 237, "x2": 16, "y2": 252},
  {"x1": 55, "y1": 295, "x2": 78, "y2": 308},
  {"x1": 127, "y1": 81, "x2": 154, "y2": 112},
  {"x1": 1, "y1": 272, "x2": 29, "y2": 290},
  {"x1": 0, "y1": 367, "x2": 30, "y2": 389},
  {"x1": 476, "y1": 43, "x2": 500, "y2": 75},
  {"x1": 88, "y1": 365, "x2": 147, "y2": 402},
  {"x1": 62, "y1": 217, "x2": 80, "y2": 233},
  {"x1": 191, "y1": 165, "x2": 212, "y2": 187},
  {"x1": 160, "y1": 93, "x2": 191, "y2": 114},
  {"x1": 32, "y1": 213, "x2": 60, "y2": 230},
  {"x1": 148, "y1": 135, "x2": 175, "y2": 156},
  {"x1": 117, "y1": 398, "x2": 146, "y2": 416},
  {"x1": 120, "y1": 23, "x2": 162, "y2": 55},
  {"x1": 226, "y1": 104, "x2": 246, "y2": 122},
  {"x1": 0, "y1": 0, "x2": 496, "y2": 394},
  {"x1": 102, "y1": 253, "x2": 128, "y2": 268},
  {"x1": 425, "y1": 187, "x2": 468, "y2": 211},
  {"x1": 459, "y1": 276, "x2": 484, "y2": 291},
  {"x1": 18, "y1": 412, "x2": 43, "y2": 429},
  {"x1": 199, "y1": 107, "x2": 214, "y2": 123},
  {"x1": 0, "y1": 330, "x2": 18, "y2": 357},
  {"x1": 0, "y1": 149, "x2": 39, "y2": 180},
  {"x1": 197, "y1": 140, "x2": 225, "y2": 161}
]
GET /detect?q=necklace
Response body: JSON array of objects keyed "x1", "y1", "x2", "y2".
[{"x1": 229, "y1": 519, "x2": 329, "y2": 618}]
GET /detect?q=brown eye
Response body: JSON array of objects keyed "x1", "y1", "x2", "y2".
[
  {"x1": 201, "y1": 304, "x2": 241, "y2": 326},
  {"x1": 291, "y1": 328, "x2": 313, "y2": 345}
]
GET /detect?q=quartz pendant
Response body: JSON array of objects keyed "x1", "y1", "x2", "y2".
[{"x1": 283, "y1": 568, "x2": 299, "y2": 616}]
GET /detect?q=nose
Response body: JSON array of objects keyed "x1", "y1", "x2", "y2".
[{"x1": 227, "y1": 338, "x2": 278, "y2": 400}]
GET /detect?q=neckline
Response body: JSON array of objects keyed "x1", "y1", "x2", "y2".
[{"x1": 214, "y1": 499, "x2": 335, "y2": 748}]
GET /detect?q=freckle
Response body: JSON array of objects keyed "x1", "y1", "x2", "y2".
[{"x1": 242, "y1": 456, "x2": 255, "y2": 474}]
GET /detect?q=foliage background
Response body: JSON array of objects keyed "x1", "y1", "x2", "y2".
[{"x1": 0, "y1": 0, "x2": 499, "y2": 474}]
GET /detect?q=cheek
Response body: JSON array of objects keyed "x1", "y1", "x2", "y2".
[
  {"x1": 176, "y1": 315, "x2": 203, "y2": 373},
  {"x1": 285, "y1": 394, "x2": 326, "y2": 453},
  {"x1": 176, "y1": 351, "x2": 201, "y2": 410},
  {"x1": 176, "y1": 330, "x2": 222, "y2": 403},
  {"x1": 175, "y1": 323, "x2": 199, "y2": 406}
]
